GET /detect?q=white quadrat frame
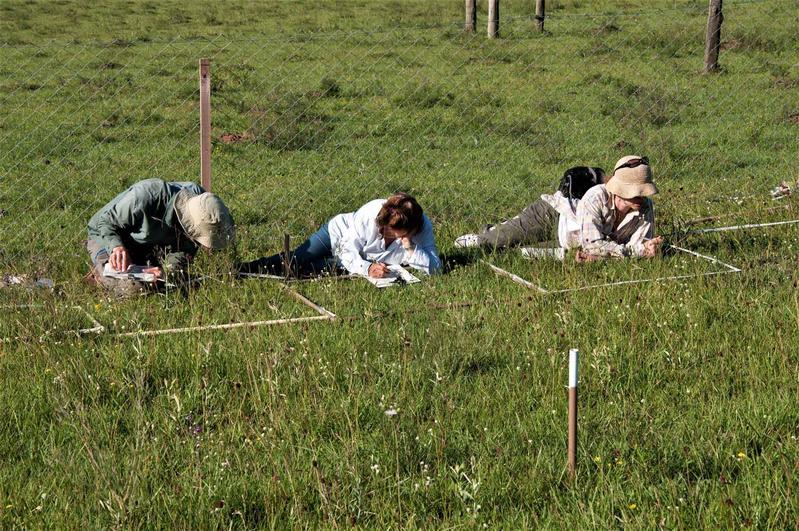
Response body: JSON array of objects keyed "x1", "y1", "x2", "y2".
[
  {"x1": 238, "y1": 272, "x2": 360, "y2": 283},
  {"x1": 483, "y1": 245, "x2": 742, "y2": 295},
  {"x1": 1, "y1": 285, "x2": 336, "y2": 342},
  {"x1": 0, "y1": 305, "x2": 106, "y2": 343},
  {"x1": 112, "y1": 285, "x2": 336, "y2": 338},
  {"x1": 7, "y1": 217, "x2": 794, "y2": 339},
  {"x1": 687, "y1": 218, "x2": 799, "y2": 234}
]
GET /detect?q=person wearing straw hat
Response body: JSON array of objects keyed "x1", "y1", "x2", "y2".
[
  {"x1": 575, "y1": 155, "x2": 662, "y2": 262},
  {"x1": 453, "y1": 166, "x2": 607, "y2": 250},
  {"x1": 86, "y1": 178, "x2": 235, "y2": 296}
]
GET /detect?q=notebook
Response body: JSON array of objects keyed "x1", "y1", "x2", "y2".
[{"x1": 363, "y1": 264, "x2": 421, "y2": 288}]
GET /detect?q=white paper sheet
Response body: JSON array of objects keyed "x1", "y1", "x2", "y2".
[
  {"x1": 103, "y1": 263, "x2": 157, "y2": 282},
  {"x1": 363, "y1": 264, "x2": 421, "y2": 288}
]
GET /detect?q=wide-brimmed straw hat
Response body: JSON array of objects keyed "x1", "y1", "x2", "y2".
[
  {"x1": 175, "y1": 190, "x2": 235, "y2": 249},
  {"x1": 606, "y1": 155, "x2": 658, "y2": 199}
]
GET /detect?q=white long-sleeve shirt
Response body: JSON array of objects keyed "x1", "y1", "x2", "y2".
[
  {"x1": 327, "y1": 199, "x2": 442, "y2": 276},
  {"x1": 540, "y1": 190, "x2": 581, "y2": 249}
]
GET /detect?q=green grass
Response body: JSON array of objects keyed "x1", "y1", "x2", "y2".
[{"x1": 2, "y1": 0, "x2": 799, "y2": 527}]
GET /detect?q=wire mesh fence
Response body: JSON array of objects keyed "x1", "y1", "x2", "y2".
[{"x1": 1, "y1": 0, "x2": 798, "y2": 283}]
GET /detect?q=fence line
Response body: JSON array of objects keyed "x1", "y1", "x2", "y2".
[
  {"x1": 1, "y1": 37, "x2": 217, "y2": 175},
  {"x1": 208, "y1": 23, "x2": 543, "y2": 228},
  {"x1": 200, "y1": 10, "x2": 737, "y2": 239},
  {"x1": 9, "y1": 38, "x2": 231, "y2": 248},
  {"x1": 1, "y1": 0, "x2": 797, "y2": 281},
  {"x1": 2, "y1": 0, "x2": 794, "y2": 51}
]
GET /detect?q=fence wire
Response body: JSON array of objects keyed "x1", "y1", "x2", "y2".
[{"x1": 1, "y1": 0, "x2": 798, "y2": 282}]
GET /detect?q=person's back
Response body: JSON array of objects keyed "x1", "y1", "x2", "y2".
[
  {"x1": 87, "y1": 179, "x2": 203, "y2": 260},
  {"x1": 86, "y1": 178, "x2": 235, "y2": 296}
]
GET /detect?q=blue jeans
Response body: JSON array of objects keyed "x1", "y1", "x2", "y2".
[{"x1": 240, "y1": 223, "x2": 337, "y2": 276}]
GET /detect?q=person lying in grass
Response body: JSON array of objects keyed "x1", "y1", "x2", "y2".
[
  {"x1": 574, "y1": 155, "x2": 663, "y2": 262},
  {"x1": 86, "y1": 178, "x2": 235, "y2": 297},
  {"x1": 454, "y1": 166, "x2": 606, "y2": 250},
  {"x1": 239, "y1": 192, "x2": 442, "y2": 278},
  {"x1": 454, "y1": 157, "x2": 662, "y2": 261}
]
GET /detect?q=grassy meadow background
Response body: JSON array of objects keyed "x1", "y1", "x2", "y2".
[{"x1": 1, "y1": 0, "x2": 799, "y2": 527}]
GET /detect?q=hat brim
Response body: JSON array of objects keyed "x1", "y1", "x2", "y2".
[
  {"x1": 176, "y1": 191, "x2": 236, "y2": 249},
  {"x1": 606, "y1": 180, "x2": 658, "y2": 199},
  {"x1": 174, "y1": 188, "x2": 202, "y2": 242},
  {"x1": 200, "y1": 230, "x2": 235, "y2": 250},
  {"x1": 194, "y1": 233, "x2": 214, "y2": 249},
  {"x1": 185, "y1": 218, "x2": 234, "y2": 250}
]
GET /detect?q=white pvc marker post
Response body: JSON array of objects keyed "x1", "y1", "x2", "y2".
[{"x1": 568, "y1": 348, "x2": 579, "y2": 481}]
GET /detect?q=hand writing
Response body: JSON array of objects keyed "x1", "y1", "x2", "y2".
[{"x1": 368, "y1": 262, "x2": 391, "y2": 278}]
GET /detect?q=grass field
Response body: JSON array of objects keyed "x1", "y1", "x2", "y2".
[{"x1": 2, "y1": 0, "x2": 799, "y2": 527}]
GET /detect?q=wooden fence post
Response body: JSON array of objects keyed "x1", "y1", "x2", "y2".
[
  {"x1": 465, "y1": 0, "x2": 476, "y2": 32},
  {"x1": 199, "y1": 58, "x2": 212, "y2": 191},
  {"x1": 488, "y1": 0, "x2": 499, "y2": 38},
  {"x1": 703, "y1": 0, "x2": 723, "y2": 73},
  {"x1": 535, "y1": 0, "x2": 546, "y2": 32}
]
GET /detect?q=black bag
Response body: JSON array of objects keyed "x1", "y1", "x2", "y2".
[{"x1": 557, "y1": 166, "x2": 605, "y2": 202}]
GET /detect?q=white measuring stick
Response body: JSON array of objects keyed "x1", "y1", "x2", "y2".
[
  {"x1": 667, "y1": 245, "x2": 742, "y2": 272},
  {"x1": 112, "y1": 315, "x2": 333, "y2": 338},
  {"x1": 688, "y1": 218, "x2": 799, "y2": 234},
  {"x1": 546, "y1": 270, "x2": 736, "y2": 294},
  {"x1": 238, "y1": 272, "x2": 286, "y2": 280},
  {"x1": 481, "y1": 260, "x2": 548, "y2": 293},
  {"x1": 547, "y1": 246, "x2": 743, "y2": 294}
]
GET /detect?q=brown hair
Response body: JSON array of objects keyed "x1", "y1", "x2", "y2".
[{"x1": 376, "y1": 192, "x2": 424, "y2": 236}]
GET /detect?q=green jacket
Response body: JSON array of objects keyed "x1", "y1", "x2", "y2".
[{"x1": 87, "y1": 179, "x2": 203, "y2": 265}]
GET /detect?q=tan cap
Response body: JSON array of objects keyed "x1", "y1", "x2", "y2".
[
  {"x1": 175, "y1": 190, "x2": 235, "y2": 249},
  {"x1": 606, "y1": 155, "x2": 658, "y2": 199}
]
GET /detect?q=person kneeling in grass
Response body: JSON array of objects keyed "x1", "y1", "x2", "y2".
[
  {"x1": 454, "y1": 166, "x2": 606, "y2": 250},
  {"x1": 86, "y1": 178, "x2": 235, "y2": 297},
  {"x1": 239, "y1": 192, "x2": 442, "y2": 278},
  {"x1": 575, "y1": 155, "x2": 663, "y2": 262}
]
